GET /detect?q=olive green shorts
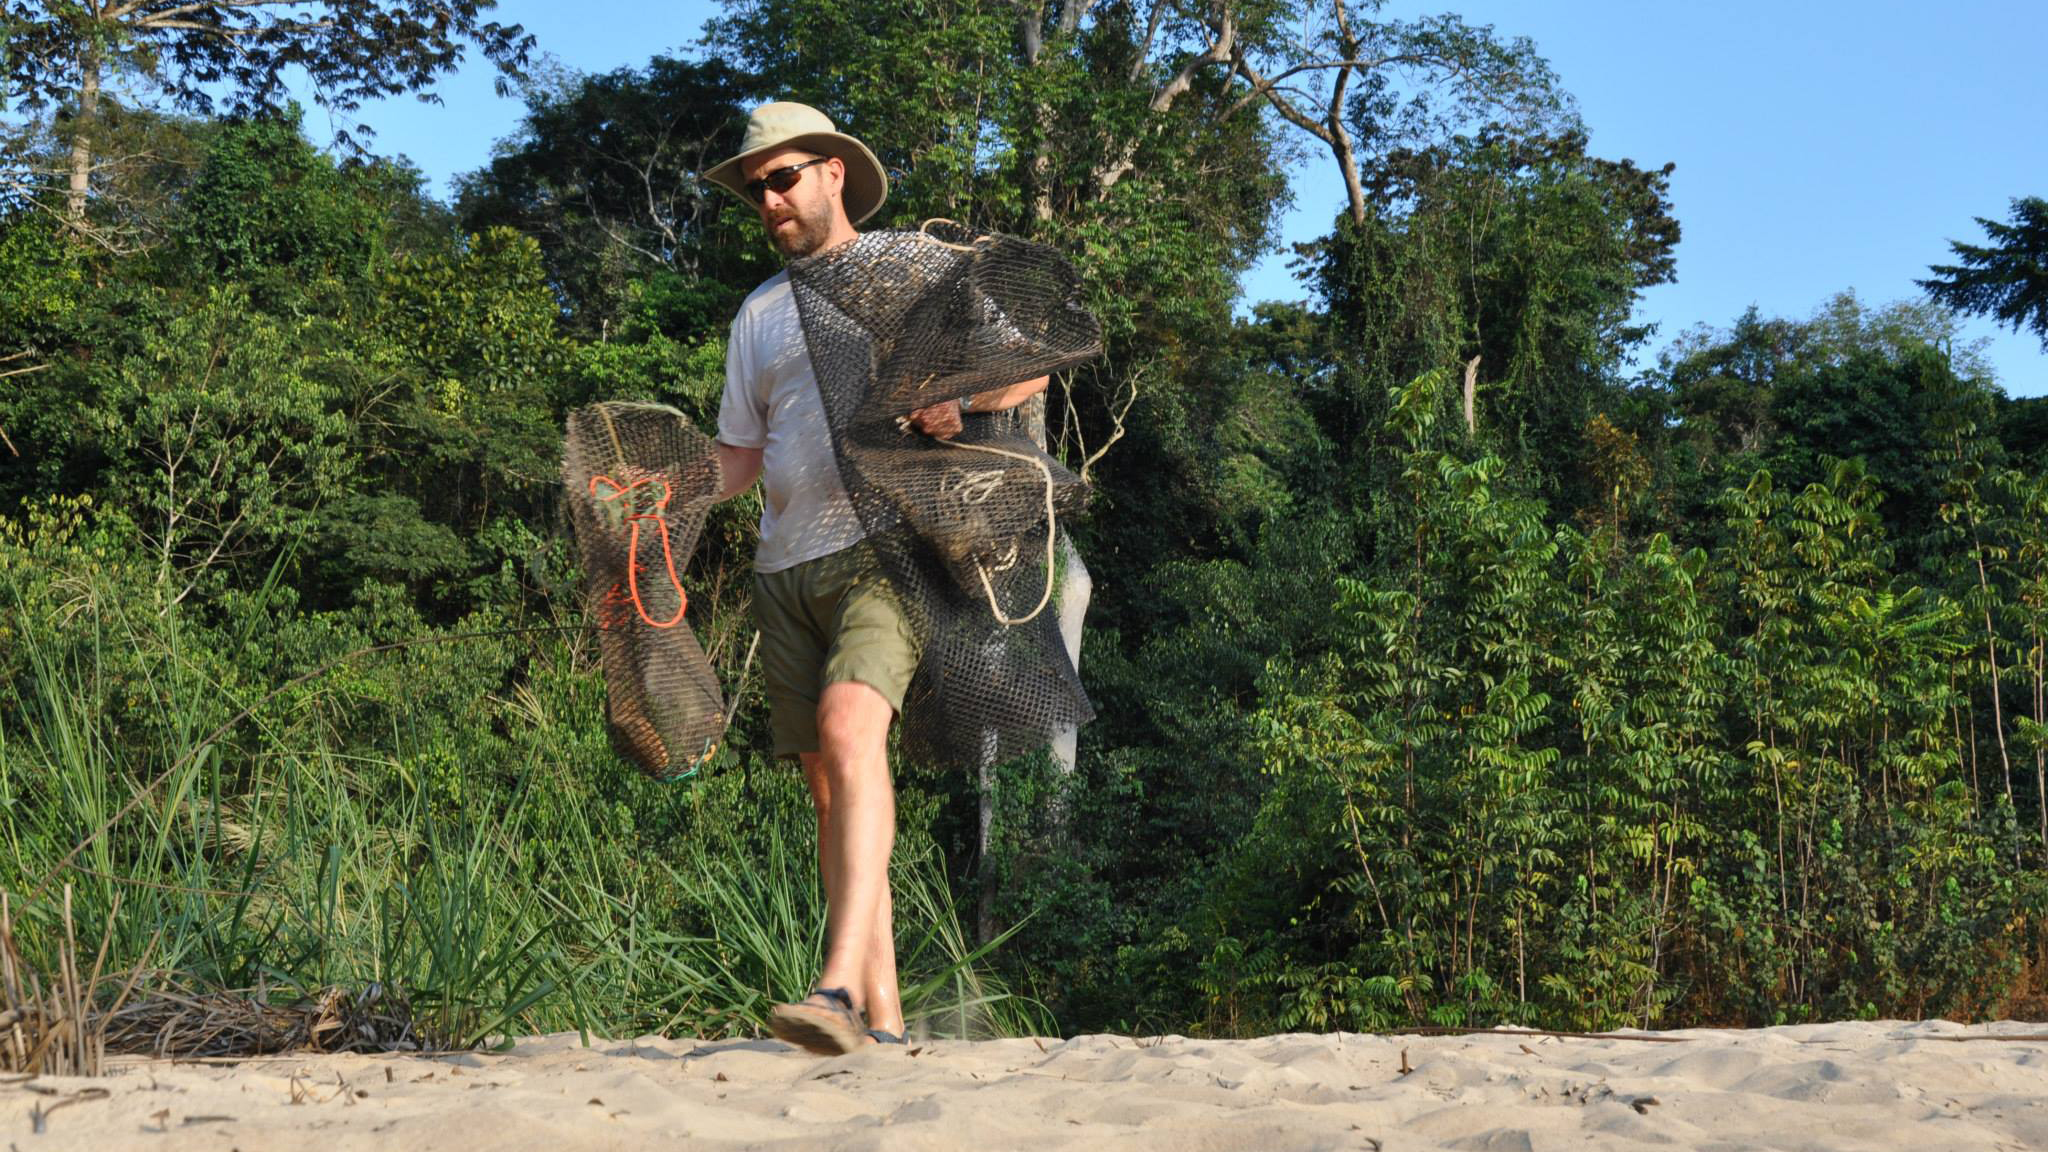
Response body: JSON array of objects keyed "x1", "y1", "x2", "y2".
[{"x1": 752, "y1": 544, "x2": 919, "y2": 759}]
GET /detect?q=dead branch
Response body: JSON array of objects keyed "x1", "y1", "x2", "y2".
[
  {"x1": 1463, "y1": 354, "x2": 1480, "y2": 436},
  {"x1": 1073, "y1": 366, "x2": 1140, "y2": 484}
]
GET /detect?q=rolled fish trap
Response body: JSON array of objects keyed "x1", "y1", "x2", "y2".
[
  {"x1": 561, "y1": 402, "x2": 725, "y2": 779},
  {"x1": 786, "y1": 222, "x2": 1103, "y2": 768}
]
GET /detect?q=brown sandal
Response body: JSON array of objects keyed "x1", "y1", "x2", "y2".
[{"x1": 768, "y1": 987, "x2": 867, "y2": 1055}]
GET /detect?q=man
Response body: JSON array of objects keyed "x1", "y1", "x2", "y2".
[{"x1": 702, "y1": 102, "x2": 1047, "y2": 1054}]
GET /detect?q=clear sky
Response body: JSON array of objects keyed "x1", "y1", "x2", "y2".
[{"x1": 335, "y1": 0, "x2": 2048, "y2": 397}]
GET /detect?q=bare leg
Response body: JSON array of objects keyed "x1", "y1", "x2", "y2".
[{"x1": 796, "y1": 680, "x2": 902, "y2": 1038}]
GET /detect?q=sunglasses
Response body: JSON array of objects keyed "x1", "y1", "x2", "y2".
[{"x1": 743, "y1": 157, "x2": 830, "y2": 204}]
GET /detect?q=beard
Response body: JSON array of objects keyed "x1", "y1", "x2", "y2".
[{"x1": 767, "y1": 201, "x2": 833, "y2": 258}]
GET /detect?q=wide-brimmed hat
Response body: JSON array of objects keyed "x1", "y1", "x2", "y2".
[{"x1": 704, "y1": 102, "x2": 888, "y2": 225}]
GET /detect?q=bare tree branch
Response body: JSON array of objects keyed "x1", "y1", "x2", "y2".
[
  {"x1": 1149, "y1": 5, "x2": 1235, "y2": 113},
  {"x1": 1079, "y1": 368, "x2": 1138, "y2": 483},
  {"x1": 1221, "y1": 54, "x2": 1442, "y2": 119},
  {"x1": 1233, "y1": 56, "x2": 1331, "y2": 145},
  {"x1": 136, "y1": 17, "x2": 334, "y2": 36},
  {"x1": 1094, "y1": 4, "x2": 1237, "y2": 195}
]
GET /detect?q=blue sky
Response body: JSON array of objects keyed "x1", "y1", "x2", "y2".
[{"x1": 336, "y1": 0, "x2": 2048, "y2": 397}]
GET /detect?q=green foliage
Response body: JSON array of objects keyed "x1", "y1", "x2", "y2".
[
  {"x1": 172, "y1": 112, "x2": 385, "y2": 287},
  {"x1": 1067, "y1": 355, "x2": 2043, "y2": 1036}
]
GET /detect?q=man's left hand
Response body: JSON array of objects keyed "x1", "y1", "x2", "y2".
[{"x1": 906, "y1": 399, "x2": 965, "y2": 439}]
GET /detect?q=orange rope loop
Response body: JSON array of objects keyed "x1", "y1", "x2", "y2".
[{"x1": 589, "y1": 472, "x2": 689, "y2": 628}]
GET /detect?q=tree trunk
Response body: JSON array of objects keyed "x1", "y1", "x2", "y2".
[
  {"x1": 2034, "y1": 630, "x2": 2046, "y2": 850},
  {"x1": 67, "y1": 49, "x2": 102, "y2": 221},
  {"x1": 1017, "y1": 3, "x2": 1055, "y2": 224},
  {"x1": 1092, "y1": 10, "x2": 1236, "y2": 197}
]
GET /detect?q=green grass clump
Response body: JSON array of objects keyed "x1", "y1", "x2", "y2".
[{"x1": 0, "y1": 525, "x2": 1041, "y2": 1050}]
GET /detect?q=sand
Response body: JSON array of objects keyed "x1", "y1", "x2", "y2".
[{"x1": 8, "y1": 1020, "x2": 2047, "y2": 1150}]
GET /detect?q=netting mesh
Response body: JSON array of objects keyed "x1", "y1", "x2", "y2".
[
  {"x1": 786, "y1": 223, "x2": 1103, "y2": 768},
  {"x1": 562, "y1": 402, "x2": 726, "y2": 779}
]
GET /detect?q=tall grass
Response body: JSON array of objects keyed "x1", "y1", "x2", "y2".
[{"x1": 0, "y1": 546, "x2": 1045, "y2": 1049}]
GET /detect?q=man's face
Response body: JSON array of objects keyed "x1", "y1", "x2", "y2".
[{"x1": 742, "y1": 147, "x2": 842, "y2": 259}]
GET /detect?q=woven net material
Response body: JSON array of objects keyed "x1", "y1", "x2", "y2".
[
  {"x1": 562, "y1": 402, "x2": 726, "y2": 779},
  {"x1": 785, "y1": 223, "x2": 1103, "y2": 768}
]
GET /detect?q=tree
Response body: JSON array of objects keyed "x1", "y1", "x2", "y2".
[
  {"x1": 1, "y1": 0, "x2": 532, "y2": 225},
  {"x1": 1920, "y1": 196, "x2": 2048, "y2": 351},
  {"x1": 454, "y1": 57, "x2": 762, "y2": 339},
  {"x1": 1313, "y1": 127, "x2": 1679, "y2": 506},
  {"x1": 1662, "y1": 307, "x2": 1804, "y2": 460}
]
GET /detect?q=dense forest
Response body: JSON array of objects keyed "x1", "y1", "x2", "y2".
[{"x1": 3, "y1": 0, "x2": 2046, "y2": 1046}]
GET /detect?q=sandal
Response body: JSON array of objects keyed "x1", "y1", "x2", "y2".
[
  {"x1": 867, "y1": 1028, "x2": 907, "y2": 1045},
  {"x1": 768, "y1": 987, "x2": 868, "y2": 1055}
]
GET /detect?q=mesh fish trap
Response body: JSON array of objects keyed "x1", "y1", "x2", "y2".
[
  {"x1": 786, "y1": 222, "x2": 1104, "y2": 768},
  {"x1": 562, "y1": 402, "x2": 726, "y2": 779}
]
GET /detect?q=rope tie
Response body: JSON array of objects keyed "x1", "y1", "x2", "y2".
[
  {"x1": 945, "y1": 439, "x2": 1059, "y2": 626},
  {"x1": 588, "y1": 472, "x2": 689, "y2": 628},
  {"x1": 915, "y1": 218, "x2": 990, "y2": 252}
]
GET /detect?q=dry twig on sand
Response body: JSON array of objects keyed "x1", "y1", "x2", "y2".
[{"x1": 99, "y1": 980, "x2": 434, "y2": 1059}]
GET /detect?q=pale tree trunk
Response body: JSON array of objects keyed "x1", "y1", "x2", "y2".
[
  {"x1": 67, "y1": 48, "x2": 102, "y2": 221},
  {"x1": 1017, "y1": 2, "x2": 1052, "y2": 222},
  {"x1": 1462, "y1": 355, "x2": 1480, "y2": 437},
  {"x1": 1322, "y1": 0, "x2": 1367, "y2": 224}
]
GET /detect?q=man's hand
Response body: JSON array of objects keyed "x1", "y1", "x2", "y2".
[
  {"x1": 904, "y1": 377, "x2": 1048, "y2": 439},
  {"x1": 906, "y1": 399, "x2": 964, "y2": 439}
]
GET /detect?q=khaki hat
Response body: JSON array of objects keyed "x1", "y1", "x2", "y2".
[{"x1": 704, "y1": 102, "x2": 888, "y2": 225}]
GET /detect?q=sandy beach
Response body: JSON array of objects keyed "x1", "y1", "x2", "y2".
[{"x1": 7, "y1": 1020, "x2": 2046, "y2": 1150}]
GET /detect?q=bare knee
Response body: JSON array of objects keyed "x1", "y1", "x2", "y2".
[
  {"x1": 814, "y1": 682, "x2": 891, "y2": 774},
  {"x1": 815, "y1": 711, "x2": 867, "y2": 766}
]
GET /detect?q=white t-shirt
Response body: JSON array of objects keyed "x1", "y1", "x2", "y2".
[{"x1": 717, "y1": 272, "x2": 864, "y2": 573}]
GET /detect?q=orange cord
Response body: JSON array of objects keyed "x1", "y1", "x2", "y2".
[{"x1": 589, "y1": 473, "x2": 689, "y2": 628}]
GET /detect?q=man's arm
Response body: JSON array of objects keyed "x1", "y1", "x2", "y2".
[
  {"x1": 905, "y1": 375, "x2": 1049, "y2": 439},
  {"x1": 714, "y1": 442, "x2": 763, "y2": 501}
]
